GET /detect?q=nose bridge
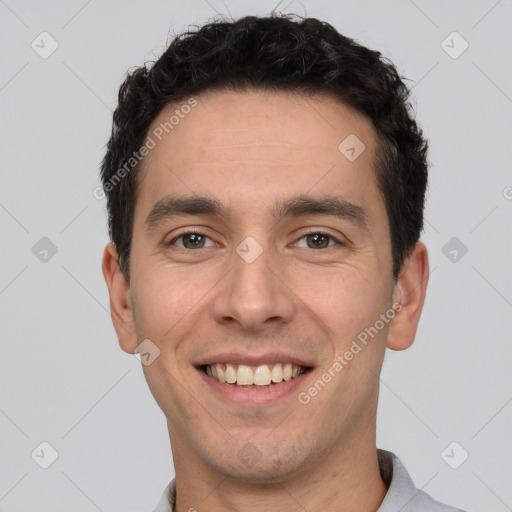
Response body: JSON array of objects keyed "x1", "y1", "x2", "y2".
[{"x1": 211, "y1": 235, "x2": 295, "y2": 330}]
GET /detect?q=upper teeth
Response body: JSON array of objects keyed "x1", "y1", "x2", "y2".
[{"x1": 205, "y1": 363, "x2": 304, "y2": 386}]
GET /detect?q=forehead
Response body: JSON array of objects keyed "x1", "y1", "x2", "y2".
[{"x1": 135, "y1": 88, "x2": 383, "y2": 225}]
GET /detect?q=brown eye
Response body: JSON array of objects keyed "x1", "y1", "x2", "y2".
[
  {"x1": 181, "y1": 233, "x2": 206, "y2": 249},
  {"x1": 167, "y1": 231, "x2": 215, "y2": 249},
  {"x1": 306, "y1": 233, "x2": 331, "y2": 249},
  {"x1": 295, "y1": 232, "x2": 340, "y2": 249}
]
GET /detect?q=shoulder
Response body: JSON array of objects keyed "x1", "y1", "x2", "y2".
[
  {"x1": 403, "y1": 488, "x2": 467, "y2": 511},
  {"x1": 377, "y1": 449, "x2": 466, "y2": 512}
]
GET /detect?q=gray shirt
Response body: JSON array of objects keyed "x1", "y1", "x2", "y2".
[{"x1": 152, "y1": 449, "x2": 465, "y2": 511}]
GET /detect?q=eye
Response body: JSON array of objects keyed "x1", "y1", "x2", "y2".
[
  {"x1": 294, "y1": 232, "x2": 342, "y2": 250},
  {"x1": 166, "y1": 230, "x2": 216, "y2": 250},
  {"x1": 165, "y1": 230, "x2": 344, "y2": 251}
]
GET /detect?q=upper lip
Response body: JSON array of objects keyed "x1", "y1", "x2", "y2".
[{"x1": 194, "y1": 352, "x2": 315, "y2": 368}]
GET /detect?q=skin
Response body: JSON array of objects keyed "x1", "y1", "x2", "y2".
[{"x1": 102, "y1": 88, "x2": 429, "y2": 512}]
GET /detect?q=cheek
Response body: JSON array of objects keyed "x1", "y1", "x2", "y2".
[
  {"x1": 302, "y1": 271, "x2": 389, "y2": 421},
  {"x1": 131, "y1": 267, "x2": 208, "y2": 341},
  {"x1": 296, "y1": 266, "x2": 388, "y2": 345}
]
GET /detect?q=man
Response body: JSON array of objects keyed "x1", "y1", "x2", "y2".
[{"x1": 100, "y1": 14, "x2": 465, "y2": 512}]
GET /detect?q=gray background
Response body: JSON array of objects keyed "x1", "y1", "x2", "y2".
[{"x1": 1, "y1": 0, "x2": 511, "y2": 511}]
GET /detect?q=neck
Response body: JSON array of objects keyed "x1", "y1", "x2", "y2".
[{"x1": 170, "y1": 427, "x2": 388, "y2": 512}]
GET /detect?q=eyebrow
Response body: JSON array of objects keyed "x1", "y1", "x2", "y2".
[{"x1": 145, "y1": 194, "x2": 369, "y2": 233}]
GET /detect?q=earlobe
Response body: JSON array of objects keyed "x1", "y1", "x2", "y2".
[
  {"x1": 386, "y1": 242, "x2": 429, "y2": 351},
  {"x1": 101, "y1": 242, "x2": 138, "y2": 354}
]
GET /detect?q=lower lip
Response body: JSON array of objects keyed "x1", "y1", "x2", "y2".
[{"x1": 196, "y1": 367, "x2": 311, "y2": 405}]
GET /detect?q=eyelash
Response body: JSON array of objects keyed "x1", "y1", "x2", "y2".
[{"x1": 165, "y1": 229, "x2": 345, "y2": 251}]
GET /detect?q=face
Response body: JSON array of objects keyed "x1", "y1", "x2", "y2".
[{"x1": 104, "y1": 88, "x2": 425, "y2": 483}]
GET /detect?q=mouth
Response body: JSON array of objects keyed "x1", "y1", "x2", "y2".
[{"x1": 199, "y1": 362, "x2": 313, "y2": 388}]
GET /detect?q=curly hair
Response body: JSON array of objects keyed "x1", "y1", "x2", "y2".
[{"x1": 100, "y1": 13, "x2": 428, "y2": 284}]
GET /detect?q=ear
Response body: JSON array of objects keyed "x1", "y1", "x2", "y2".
[
  {"x1": 386, "y1": 241, "x2": 429, "y2": 351},
  {"x1": 101, "y1": 242, "x2": 138, "y2": 354}
]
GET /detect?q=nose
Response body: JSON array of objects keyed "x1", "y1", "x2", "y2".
[{"x1": 211, "y1": 241, "x2": 296, "y2": 332}]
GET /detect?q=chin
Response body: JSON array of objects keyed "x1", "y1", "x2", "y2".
[{"x1": 203, "y1": 440, "x2": 309, "y2": 484}]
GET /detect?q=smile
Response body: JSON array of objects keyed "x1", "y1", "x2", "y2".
[{"x1": 201, "y1": 363, "x2": 310, "y2": 387}]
